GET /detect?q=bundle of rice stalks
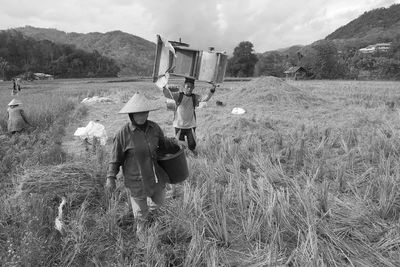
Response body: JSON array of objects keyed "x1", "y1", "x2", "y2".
[{"x1": 15, "y1": 162, "x2": 103, "y2": 204}]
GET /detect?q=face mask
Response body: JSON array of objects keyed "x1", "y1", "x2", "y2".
[{"x1": 129, "y1": 113, "x2": 148, "y2": 131}]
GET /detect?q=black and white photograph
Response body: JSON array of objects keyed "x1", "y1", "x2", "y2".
[{"x1": 1, "y1": 0, "x2": 400, "y2": 266}]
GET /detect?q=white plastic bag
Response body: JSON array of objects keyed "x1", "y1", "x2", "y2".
[
  {"x1": 74, "y1": 121, "x2": 108, "y2": 145},
  {"x1": 231, "y1": 107, "x2": 246, "y2": 115}
]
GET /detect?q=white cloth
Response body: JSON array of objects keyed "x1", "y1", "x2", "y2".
[
  {"x1": 74, "y1": 121, "x2": 108, "y2": 145},
  {"x1": 160, "y1": 35, "x2": 176, "y2": 57},
  {"x1": 155, "y1": 75, "x2": 169, "y2": 89}
]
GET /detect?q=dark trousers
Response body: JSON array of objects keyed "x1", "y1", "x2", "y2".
[{"x1": 175, "y1": 128, "x2": 196, "y2": 151}]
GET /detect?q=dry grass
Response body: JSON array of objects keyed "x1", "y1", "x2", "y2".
[
  {"x1": 1, "y1": 77, "x2": 400, "y2": 266},
  {"x1": 15, "y1": 163, "x2": 103, "y2": 203}
]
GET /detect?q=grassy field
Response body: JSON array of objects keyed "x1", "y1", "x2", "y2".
[{"x1": 1, "y1": 77, "x2": 400, "y2": 266}]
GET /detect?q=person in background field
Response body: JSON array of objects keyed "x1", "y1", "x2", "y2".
[
  {"x1": 11, "y1": 78, "x2": 17, "y2": 96},
  {"x1": 105, "y1": 92, "x2": 182, "y2": 238},
  {"x1": 7, "y1": 98, "x2": 31, "y2": 134},
  {"x1": 159, "y1": 75, "x2": 216, "y2": 156},
  {"x1": 11, "y1": 78, "x2": 22, "y2": 96}
]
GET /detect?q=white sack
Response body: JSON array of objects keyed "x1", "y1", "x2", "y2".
[{"x1": 74, "y1": 121, "x2": 108, "y2": 145}]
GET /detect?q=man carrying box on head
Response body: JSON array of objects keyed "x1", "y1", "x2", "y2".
[{"x1": 157, "y1": 74, "x2": 216, "y2": 156}]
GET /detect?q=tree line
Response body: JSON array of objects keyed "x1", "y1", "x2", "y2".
[
  {"x1": 0, "y1": 30, "x2": 120, "y2": 80},
  {"x1": 226, "y1": 38, "x2": 400, "y2": 80},
  {"x1": 227, "y1": 4, "x2": 400, "y2": 80}
]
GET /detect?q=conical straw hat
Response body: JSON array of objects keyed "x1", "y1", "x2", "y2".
[
  {"x1": 8, "y1": 98, "x2": 22, "y2": 106},
  {"x1": 118, "y1": 93, "x2": 160, "y2": 114}
]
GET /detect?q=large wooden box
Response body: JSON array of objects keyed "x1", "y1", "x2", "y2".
[{"x1": 152, "y1": 35, "x2": 227, "y2": 83}]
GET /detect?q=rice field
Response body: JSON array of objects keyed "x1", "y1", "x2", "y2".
[{"x1": 1, "y1": 77, "x2": 400, "y2": 266}]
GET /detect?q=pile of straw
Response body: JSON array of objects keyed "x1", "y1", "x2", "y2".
[
  {"x1": 15, "y1": 163, "x2": 103, "y2": 202},
  {"x1": 231, "y1": 76, "x2": 325, "y2": 107}
]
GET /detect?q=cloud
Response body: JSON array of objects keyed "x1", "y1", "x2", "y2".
[
  {"x1": 0, "y1": 0, "x2": 399, "y2": 53},
  {"x1": 140, "y1": 0, "x2": 400, "y2": 52}
]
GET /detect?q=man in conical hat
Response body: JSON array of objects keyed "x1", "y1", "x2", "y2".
[
  {"x1": 106, "y1": 92, "x2": 181, "y2": 237},
  {"x1": 7, "y1": 98, "x2": 31, "y2": 134}
]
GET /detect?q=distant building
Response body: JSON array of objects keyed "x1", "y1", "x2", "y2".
[
  {"x1": 34, "y1": 73, "x2": 54, "y2": 80},
  {"x1": 359, "y1": 43, "x2": 392, "y2": 54},
  {"x1": 284, "y1": 66, "x2": 307, "y2": 80}
]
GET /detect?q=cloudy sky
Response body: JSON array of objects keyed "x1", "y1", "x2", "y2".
[{"x1": 0, "y1": 0, "x2": 399, "y2": 53}]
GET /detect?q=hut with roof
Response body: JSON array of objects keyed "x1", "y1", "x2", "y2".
[{"x1": 284, "y1": 66, "x2": 307, "y2": 80}]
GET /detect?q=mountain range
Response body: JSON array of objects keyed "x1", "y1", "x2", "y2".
[
  {"x1": 11, "y1": 4, "x2": 400, "y2": 78},
  {"x1": 15, "y1": 26, "x2": 156, "y2": 76}
]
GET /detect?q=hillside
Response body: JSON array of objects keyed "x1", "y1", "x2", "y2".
[
  {"x1": 0, "y1": 30, "x2": 120, "y2": 79},
  {"x1": 326, "y1": 4, "x2": 400, "y2": 40},
  {"x1": 255, "y1": 4, "x2": 400, "y2": 80},
  {"x1": 16, "y1": 26, "x2": 156, "y2": 76}
]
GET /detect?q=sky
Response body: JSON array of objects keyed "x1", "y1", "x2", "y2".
[{"x1": 0, "y1": 0, "x2": 399, "y2": 54}]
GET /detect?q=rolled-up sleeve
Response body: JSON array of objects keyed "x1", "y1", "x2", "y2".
[{"x1": 107, "y1": 133, "x2": 125, "y2": 178}]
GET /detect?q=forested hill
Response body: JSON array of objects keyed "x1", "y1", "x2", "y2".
[
  {"x1": 16, "y1": 26, "x2": 156, "y2": 76},
  {"x1": 0, "y1": 30, "x2": 120, "y2": 79},
  {"x1": 326, "y1": 4, "x2": 400, "y2": 40},
  {"x1": 253, "y1": 4, "x2": 400, "y2": 80}
]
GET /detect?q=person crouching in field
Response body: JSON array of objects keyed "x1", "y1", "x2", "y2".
[
  {"x1": 160, "y1": 76, "x2": 216, "y2": 156},
  {"x1": 105, "y1": 92, "x2": 182, "y2": 237},
  {"x1": 7, "y1": 98, "x2": 31, "y2": 134}
]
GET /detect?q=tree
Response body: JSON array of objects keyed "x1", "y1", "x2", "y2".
[
  {"x1": 308, "y1": 40, "x2": 346, "y2": 79},
  {"x1": 254, "y1": 51, "x2": 285, "y2": 77},
  {"x1": 227, "y1": 41, "x2": 258, "y2": 77}
]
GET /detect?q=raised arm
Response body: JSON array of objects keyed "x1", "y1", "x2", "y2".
[
  {"x1": 163, "y1": 85, "x2": 180, "y2": 99},
  {"x1": 155, "y1": 73, "x2": 180, "y2": 100},
  {"x1": 198, "y1": 83, "x2": 217, "y2": 102}
]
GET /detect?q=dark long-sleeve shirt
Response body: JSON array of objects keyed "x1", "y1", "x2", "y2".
[{"x1": 107, "y1": 120, "x2": 179, "y2": 198}]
